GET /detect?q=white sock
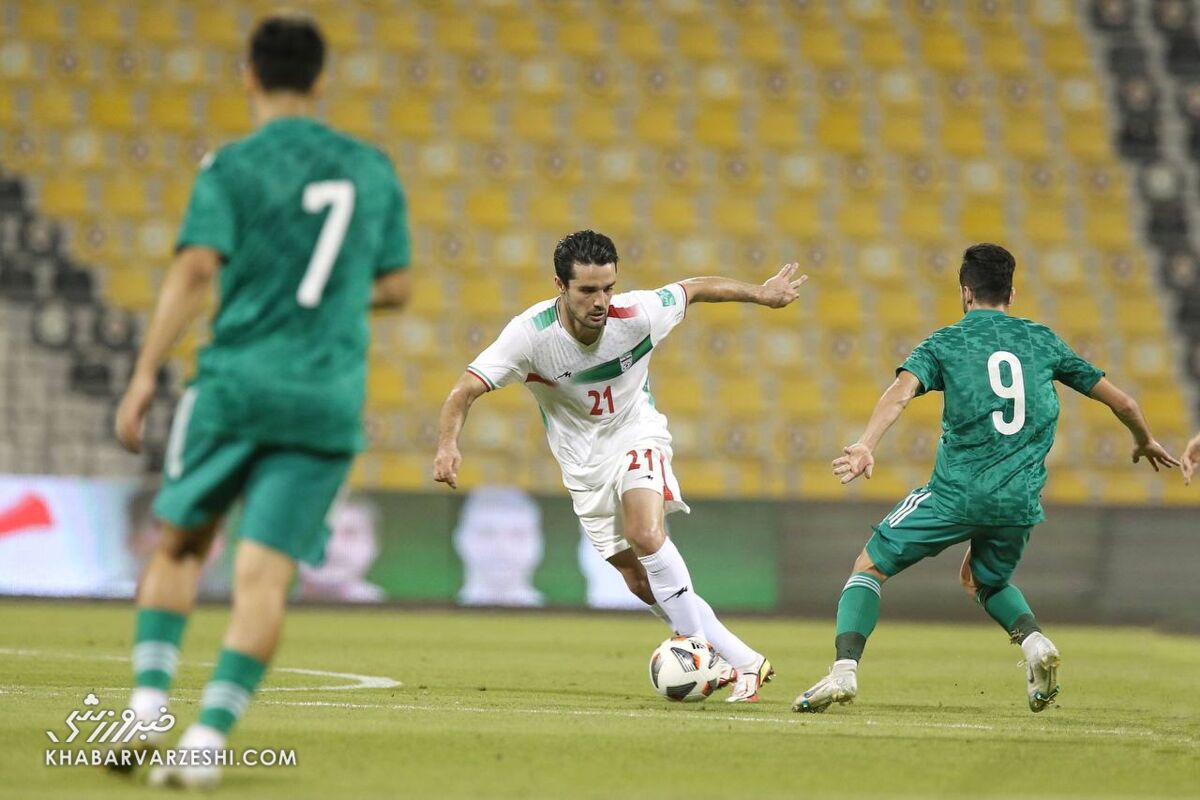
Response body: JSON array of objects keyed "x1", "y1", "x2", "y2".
[
  {"x1": 648, "y1": 602, "x2": 673, "y2": 630},
  {"x1": 637, "y1": 538, "x2": 704, "y2": 638},
  {"x1": 693, "y1": 594, "x2": 761, "y2": 672},
  {"x1": 129, "y1": 688, "x2": 168, "y2": 723},
  {"x1": 179, "y1": 723, "x2": 226, "y2": 751}
]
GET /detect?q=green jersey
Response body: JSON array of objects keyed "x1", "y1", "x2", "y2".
[
  {"x1": 175, "y1": 116, "x2": 410, "y2": 453},
  {"x1": 899, "y1": 309, "x2": 1104, "y2": 526}
]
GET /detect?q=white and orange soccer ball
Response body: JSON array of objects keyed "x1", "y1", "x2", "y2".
[{"x1": 648, "y1": 635, "x2": 721, "y2": 703}]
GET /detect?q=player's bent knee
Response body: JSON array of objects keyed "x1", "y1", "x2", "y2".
[
  {"x1": 624, "y1": 524, "x2": 666, "y2": 553},
  {"x1": 157, "y1": 522, "x2": 217, "y2": 561}
]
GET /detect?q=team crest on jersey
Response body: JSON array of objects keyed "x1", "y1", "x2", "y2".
[
  {"x1": 620, "y1": 351, "x2": 634, "y2": 372},
  {"x1": 656, "y1": 288, "x2": 676, "y2": 307}
]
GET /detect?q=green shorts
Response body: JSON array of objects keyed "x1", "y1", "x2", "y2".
[
  {"x1": 865, "y1": 487, "x2": 1031, "y2": 587},
  {"x1": 153, "y1": 390, "x2": 352, "y2": 566}
]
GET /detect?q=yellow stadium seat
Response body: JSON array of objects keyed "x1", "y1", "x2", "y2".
[
  {"x1": 676, "y1": 19, "x2": 723, "y2": 62},
  {"x1": 921, "y1": 30, "x2": 970, "y2": 72},
  {"x1": 837, "y1": 194, "x2": 885, "y2": 238},
  {"x1": 366, "y1": 361, "x2": 408, "y2": 409},
  {"x1": 861, "y1": 28, "x2": 909, "y2": 68},
  {"x1": 981, "y1": 33, "x2": 1029, "y2": 74},
  {"x1": 652, "y1": 373, "x2": 706, "y2": 416},
  {"x1": 717, "y1": 379, "x2": 767, "y2": 417},
  {"x1": 147, "y1": 90, "x2": 195, "y2": 132},
  {"x1": 519, "y1": 58, "x2": 565, "y2": 100},
  {"x1": 798, "y1": 460, "x2": 846, "y2": 500},
  {"x1": 387, "y1": 96, "x2": 437, "y2": 140},
  {"x1": 615, "y1": 18, "x2": 665, "y2": 61},
  {"x1": 0, "y1": 88, "x2": 18, "y2": 129},
  {"x1": 1043, "y1": 31, "x2": 1092, "y2": 74},
  {"x1": 193, "y1": 5, "x2": 243, "y2": 47},
  {"x1": 134, "y1": 2, "x2": 182, "y2": 44},
  {"x1": 106, "y1": 267, "x2": 156, "y2": 310},
  {"x1": 650, "y1": 195, "x2": 698, "y2": 234},
  {"x1": 511, "y1": 101, "x2": 560, "y2": 144},
  {"x1": 207, "y1": 92, "x2": 251, "y2": 134},
  {"x1": 755, "y1": 107, "x2": 805, "y2": 150},
  {"x1": 815, "y1": 287, "x2": 865, "y2": 327},
  {"x1": 799, "y1": 24, "x2": 848, "y2": 68},
  {"x1": 587, "y1": 195, "x2": 638, "y2": 235},
  {"x1": 1023, "y1": 200, "x2": 1072, "y2": 246},
  {"x1": 960, "y1": 199, "x2": 1008, "y2": 242},
  {"x1": 880, "y1": 112, "x2": 927, "y2": 155},
  {"x1": 736, "y1": 23, "x2": 786, "y2": 65},
  {"x1": 712, "y1": 194, "x2": 764, "y2": 237},
  {"x1": 433, "y1": 14, "x2": 481, "y2": 54},
  {"x1": 406, "y1": 187, "x2": 453, "y2": 227},
  {"x1": 1042, "y1": 470, "x2": 1090, "y2": 504},
  {"x1": 19, "y1": 2, "x2": 67, "y2": 42},
  {"x1": 375, "y1": 8, "x2": 424, "y2": 52},
  {"x1": 450, "y1": 103, "x2": 497, "y2": 141},
  {"x1": 32, "y1": 84, "x2": 77, "y2": 126},
  {"x1": 494, "y1": 14, "x2": 541, "y2": 56},
  {"x1": 1062, "y1": 116, "x2": 1112, "y2": 160},
  {"x1": 633, "y1": 106, "x2": 682, "y2": 147},
  {"x1": 1002, "y1": 117, "x2": 1050, "y2": 159},
  {"x1": 940, "y1": 116, "x2": 988, "y2": 157},
  {"x1": 325, "y1": 97, "x2": 377, "y2": 138},
  {"x1": 40, "y1": 177, "x2": 90, "y2": 216},
  {"x1": 557, "y1": 16, "x2": 605, "y2": 58},
  {"x1": 899, "y1": 192, "x2": 947, "y2": 242},
  {"x1": 465, "y1": 188, "x2": 514, "y2": 230},
  {"x1": 816, "y1": 108, "x2": 865, "y2": 153},
  {"x1": 695, "y1": 107, "x2": 742, "y2": 148},
  {"x1": 103, "y1": 177, "x2": 152, "y2": 218},
  {"x1": 1084, "y1": 205, "x2": 1134, "y2": 250},
  {"x1": 571, "y1": 105, "x2": 621, "y2": 145},
  {"x1": 774, "y1": 196, "x2": 825, "y2": 239},
  {"x1": 1113, "y1": 296, "x2": 1168, "y2": 338},
  {"x1": 77, "y1": 1, "x2": 129, "y2": 44}
]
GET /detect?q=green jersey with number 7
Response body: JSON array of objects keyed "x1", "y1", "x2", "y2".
[
  {"x1": 176, "y1": 117, "x2": 410, "y2": 453},
  {"x1": 900, "y1": 309, "x2": 1104, "y2": 526}
]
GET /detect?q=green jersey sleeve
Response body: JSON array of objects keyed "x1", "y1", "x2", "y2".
[
  {"x1": 1053, "y1": 335, "x2": 1105, "y2": 396},
  {"x1": 175, "y1": 154, "x2": 236, "y2": 257},
  {"x1": 375, "y1": 171, "x2": 411, "y2": 274},
  {"x1": 898, "y1": 334, "x2": 944, "y2": 395}
]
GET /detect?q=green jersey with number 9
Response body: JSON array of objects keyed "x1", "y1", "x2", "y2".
[
  {"x1": 175, "y1": 117, "x2": 410, "y2": 454},
  {"x1": 899, "y1": 309, "x2": 1104, "y2": 526}
]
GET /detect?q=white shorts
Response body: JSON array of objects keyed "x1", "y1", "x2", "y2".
[{"x1": 568, "y1": 442, "x2": 690, "y2": 560}]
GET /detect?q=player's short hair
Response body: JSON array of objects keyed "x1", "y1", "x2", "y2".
[
  {"x1": 959, "y1": 243, "x2": 1015, "y2": 305},
  {"x1": 249, "y1": 14, "x2": 326, "y2": 93},
  {"x1": 553, "y1": 230, "x2": 619, "y2": 285}
]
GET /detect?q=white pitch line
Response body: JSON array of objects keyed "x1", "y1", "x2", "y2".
[{"x1": 0, "y1": 647, "x2": 400, "y2": 692}]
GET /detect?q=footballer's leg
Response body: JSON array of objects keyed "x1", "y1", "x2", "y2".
[
  {"x1": 153, "y1": 447, "x2": 350, "y2": 789},
  {"x1": 606, "y1": 549, "x2": 764, "y2": 694},
  {"x1": 962, "y1": 530, "x2": 1058, "y2": 712}
]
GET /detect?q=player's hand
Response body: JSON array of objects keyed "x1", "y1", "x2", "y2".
[
  {"x1": 1131, "y1": 439, "x2": 1180, "y2": 473},
  {"x1": 433, "y1": 445, "x2": 462, "y2": 489},
  {"x1": 833, "y1": 443, "x2": 874, "y2": 484},
  {"x1": 758, "y1": 263, "x2": 808, "y2": 309},
  {"x1": 1179, "y1": 433, "x2": 1199, "y2": 485},
  {"x1": 114, "y1": 371, "x2": 156, "y2": 453}
]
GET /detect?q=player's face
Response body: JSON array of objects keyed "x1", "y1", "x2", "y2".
[{"x1": 557, "y1": 263, "x2": 617, "y2": 331}]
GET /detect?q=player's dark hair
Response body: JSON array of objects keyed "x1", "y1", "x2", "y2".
[
  {"x1": 959, "y1": 243, "x2": 1015, "y2": 305},
  {"x1": 553, "y1": 230, "x2": 619, "y2": 285},
  {"x1": 249, "y1": 14, "x2": 326, "y2": 93}
]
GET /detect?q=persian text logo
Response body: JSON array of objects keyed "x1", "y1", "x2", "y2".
[{"x1": 45, "y1": 692, "x2": 175, "y2": 745}]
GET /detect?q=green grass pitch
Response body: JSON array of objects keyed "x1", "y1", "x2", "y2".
[{"x1": 1, "y1": 601, "x2": 1197, "y2": 799}]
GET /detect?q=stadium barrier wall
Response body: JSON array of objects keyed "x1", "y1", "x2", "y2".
[{"x1": 0, "y1": 475, "x2": 1195, "y2": 631}]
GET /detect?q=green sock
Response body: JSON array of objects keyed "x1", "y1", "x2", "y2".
[
  {"x1": 977, "y1": 584, "x2": 1041, "y2": 643},
  {"x1": 132, "y1": 608, "x2": 187, "y2": 691},
  {"x1": 834, "y1": 572, "x2": 882, "y2": 662},
  {"x1": 197, "y1": 649, "x2": 267, "y2": 735}
]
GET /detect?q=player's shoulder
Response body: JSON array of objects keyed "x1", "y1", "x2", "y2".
[{"x1": 512, "y1": 298, "x2": 559, "y2": 335}]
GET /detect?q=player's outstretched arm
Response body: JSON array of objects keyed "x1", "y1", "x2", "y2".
[
  {"x1": 1179, "y1": 431, "x2": 1199, "y2": 485},
  {"x1": 371, "y1": 269, "x2": 411, "y2": 309},
  {"x1": 433, "y1": 372, "x2": 489, "y2": 490},
  {"x1": 114, "y1": 246, "x2": 220, "y2": 453},
  {"x1": 679, "y1": 263, "x2": 807, "y2": 308},
  {"x1": 1087, "y1": 378, "x2": 1180, "y2": 472},
  {"x1": 833, "y1": 371, "x2": 923, "y2": 484}
]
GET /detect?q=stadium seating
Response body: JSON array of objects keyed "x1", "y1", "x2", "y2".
[{"x1": 0, "y1": 0, "x2": 1195, "y2": 503}]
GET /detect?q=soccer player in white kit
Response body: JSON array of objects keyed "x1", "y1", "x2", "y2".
[{"x1": 433, "y1": 230, "x2": 806, "y2": 702}]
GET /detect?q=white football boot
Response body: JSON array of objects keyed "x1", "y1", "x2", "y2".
[
  {"x1": 713, "y1": 655, "x2": 738, "y2": 691},
  {"x1": 793, "y1": 659, "x2": 858, "y2": 713},
  {"x1": 1020, "y1": 632, "x2": 1061, "y2": 712},
  {"x1": 105, "y1": 688, "x2": 168, "y2": 776},
  {"x1": 147, "y1": 724, "x2": 224, "y2": 790},
  {"x1": 726, "y1": 657, "x2": 775, "y2": 703}
]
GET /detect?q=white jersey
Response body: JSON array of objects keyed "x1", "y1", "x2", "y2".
[{"x1": 468, "y1": 283, "x2": 688, "y2": 491}]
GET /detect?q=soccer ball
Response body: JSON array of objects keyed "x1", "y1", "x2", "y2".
[{"x1": 648, "y1": 635, "x2": 720, "y2": 703}]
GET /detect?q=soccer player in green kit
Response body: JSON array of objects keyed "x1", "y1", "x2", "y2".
[
  {"x1": 111, "y1": 15, "x2": 410, "y2": 787},
  {"x1": 794, "y1": 244, "x2": 1179, "y2": 714}
]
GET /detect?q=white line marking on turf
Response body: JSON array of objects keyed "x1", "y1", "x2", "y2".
[{"x1": 0, "y1": 648, "x2": 400, "y2": 691}]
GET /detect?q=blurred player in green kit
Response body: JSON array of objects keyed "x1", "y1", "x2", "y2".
[
  {"x1": 112, "y1": 14, "x2": 411, "y2": 787},
  {"x1": 794, "y1": 244, "x2": 1179, "y2": 715}
]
